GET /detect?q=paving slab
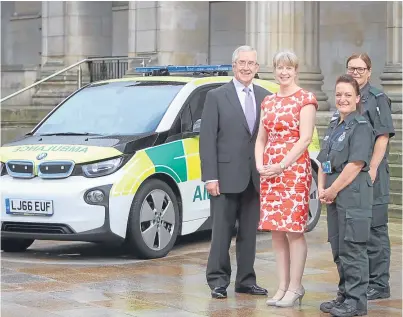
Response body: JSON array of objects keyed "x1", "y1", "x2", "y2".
[{"x1": 1, "y1": 217, "x2": 401, "y2": 317}]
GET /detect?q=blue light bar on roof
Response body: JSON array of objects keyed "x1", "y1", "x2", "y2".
[{"x1": 134, "y1": 64, "x2": 232, "y2": 73}]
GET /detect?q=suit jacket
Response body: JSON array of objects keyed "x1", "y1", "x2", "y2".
[{"x1": 199, "y1": 80, "x2": 270, "y2": 193}]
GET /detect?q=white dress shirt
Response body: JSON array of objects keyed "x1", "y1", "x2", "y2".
[{"x1": 232, "y1": 77, "x2": 257, "y2": 120}]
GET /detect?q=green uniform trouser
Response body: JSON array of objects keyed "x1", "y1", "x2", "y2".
[
  {"x1": 367, "y1": 161, "x2": 391, "y2": 292},
  {"x1": 326, "y1": 172, "x2": 373, "y2": 311},
  {"x1": 368, "y1": 204, "x2": 391, "y2": 292}
]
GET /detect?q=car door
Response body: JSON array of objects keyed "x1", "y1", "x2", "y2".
[{"x1": 169, "y1": 84, "x2": 222, "y2": 225}]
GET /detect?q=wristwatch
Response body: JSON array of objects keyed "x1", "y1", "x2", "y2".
[{"x1": 280, "y1": 162, "x2": 286, "y2": 170}]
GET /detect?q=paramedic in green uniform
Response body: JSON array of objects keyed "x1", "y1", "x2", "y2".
[
  {"x1": 318, "y1": 74, "x2": 375, "y2": 317},
  {"x1": 346, "y1": 53, "x2": 395, "y2": 300}
]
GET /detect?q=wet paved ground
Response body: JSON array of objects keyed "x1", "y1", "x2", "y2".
[{"x1": 1, "y1": 216, "x2": 402, "y2": 317}]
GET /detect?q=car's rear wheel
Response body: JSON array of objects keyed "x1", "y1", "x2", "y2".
[
  {"x1": 126, "y1": 179, "x2": 180, "y2": 259},
  {"x1": 1, "y1": 238, "x2": 34, "y2": 252},
  {"x1": 307, "y1": 167, "x2": 321, "y2": 232}
]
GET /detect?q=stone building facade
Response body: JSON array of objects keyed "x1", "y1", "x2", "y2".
[
  {"x1": 1, "y1": 1, "x2": 402, "y2": 112},
  {"x1": 1, "y1": 1, "x2": 401, "y2": 215}
]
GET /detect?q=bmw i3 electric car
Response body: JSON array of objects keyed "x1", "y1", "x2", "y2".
[{"x1": 0, "y1": 65, "x2": 322, "y2": 259}]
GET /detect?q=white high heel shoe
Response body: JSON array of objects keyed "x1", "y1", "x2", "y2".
[
  {"x1": 266, "y1": 288, "x2": 286, "y2": 306},
  {"x1": 275, "y1": 286, "x2": 305, "y2": 307}
]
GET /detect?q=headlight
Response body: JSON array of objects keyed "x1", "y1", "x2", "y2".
[{"x1": 82, "y1": 157, "x2": 123, "y2": 178}]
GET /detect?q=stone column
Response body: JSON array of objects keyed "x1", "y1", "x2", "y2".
[
  {"x1": 380, "y1": 1, "x2": 402, "y2": 114},
  {"x1": 41, "y1": 1, "x2": 113, "y2": 68},
  {"x1": 41, "y1": 1, "x2": 66, "y2": 68},
  {"x1": 157, "y1": 1, "x2": 209, "y2": 65},
  {"x1": 36, "y1": 1, "x2": 113, "y2": 107},
  {"x1": 246, "y1": 1, "x2": 329, "y2": 110},
  {"x1": 127, "y1": 1, "x2": 209, "y2": 71},
  {"x1": 65, "y1": 1, "x2": 112, "y2": 65},
  {"x1": 127, "y1": 1, "x2": 157, "y2": 71}
]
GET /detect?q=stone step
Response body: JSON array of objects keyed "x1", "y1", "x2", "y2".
[
  {"x1": 390, "y1": 191, "x2": 402, "y2": 206},
  {"x1": 389, "y1": 164, "x2": 402, "y2": 179},
  {"x1": 1, "y1": 106, "x2": 54, "y2": 124},
  {"x1": 38, "y1": 68, "x2": 90, "y2": 82},
  {"x1": 389, "y1": 204, "x2": 402, "y2": 219},
  {"x1": 33, "y1": 85, "x2": 80, "y2": 95},
  {"x1": 1, "y1": 126, "x2": 35, "y2": 145},
  {"x1": 389, "y1": 139, "x2": 402, "y2": 152},
  {"x1": 390, "y1": 177, "x2": 402, "y2": 192},
  {"x1": 31, "y1": 97, "x2": 66, "y2": 107},
  {"x1": 389, "y1": 152, "x2": 402, "y2": 165},
  {"x1": 392, "y1": 128, "x2": 402, "y2": 140}
]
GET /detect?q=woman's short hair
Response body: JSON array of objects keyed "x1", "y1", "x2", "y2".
[
  {"x1": 346, "y1": 53, "x2": 372, "y2": 70},
  {"x1": 273, "y1": 50, "x2": 299, "y2": 69},
  {"x1": 335, "y1": 74, "x2": 362, "y2": 113},
  {"x1": 232, "y1": 46, "x2": 257, "y2": 63}
]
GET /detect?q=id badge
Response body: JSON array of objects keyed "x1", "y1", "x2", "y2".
[{"x1": 322, "y1": 161, "x2": 332, "y2": 174}]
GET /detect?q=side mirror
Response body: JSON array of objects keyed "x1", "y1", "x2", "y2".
[
  {"x1": 182, "y1": 119, "x2": 201, "y2": 139},
  {"x1": 193, "y1": 119, "x2": 201, "y2": 133}
]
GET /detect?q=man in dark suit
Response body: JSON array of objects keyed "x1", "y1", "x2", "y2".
[{"x1": 200, "y1": 46, "x2": 269, "y2": 299}]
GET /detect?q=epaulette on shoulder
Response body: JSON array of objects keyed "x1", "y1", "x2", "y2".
[
  {"x1": 369, "y1": 86, "x2": 384, "y2": 98},
  {"x1": 355, "y1": 115, "x2": 367, "y2": 124},
  {"x1": 330, "y1": 110, "x2": 339, "y2": 121}
]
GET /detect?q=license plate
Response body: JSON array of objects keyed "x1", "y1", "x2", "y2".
[{"x1": 5, "y1": 198, "x2": 54, "y2": 216}]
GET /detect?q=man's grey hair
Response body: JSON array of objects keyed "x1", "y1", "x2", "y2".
[{"x1": 232, "y1": 45, "x2": 257, "y2": 63}]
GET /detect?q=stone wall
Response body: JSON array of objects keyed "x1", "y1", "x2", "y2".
[
  {"x1": 1, "y1": 1, "x2": 42, "y2": 67},
  {"x1": 1, "y1": 1, "x2": 41, "y2": 106},
  {"x1": 112, "y1": 3, "x2": 128, "y2": 56},
  {"x1": 1, "y1": 66, "x2": 39, "y2": 107},
  {"x1": 209, "y1": 1, "x2": 246, "y2": 65},
  {"x1": 319, "y1": 1, "x2": 387, "y2": 109}
]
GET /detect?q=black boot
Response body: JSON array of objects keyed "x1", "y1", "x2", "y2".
[
  {"x1": 319, "y1": 294, "x2": 345, "y2": 313},
  {"x1": 367, "y1": 287, "x2": 390, "y2": 300},
  {"x1": 329, "y1": 302, "x2": 367, "y2": 317}
]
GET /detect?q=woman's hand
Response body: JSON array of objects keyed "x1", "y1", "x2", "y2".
[
  {"x1": 257, "y1": 164, "x2": 273, "y2": 177},
  {"x1": 264, "y1": 163, "x2": 284, "y2": 178},
  {"x1": 319, "y1": 187, "x2": 333, "y2": 204},
  {"x1": 369, "y1": 167, "x2": 377, "y2": 184},
  {"x1": 322, "y1": 186, "x2": 338, "y2": 203}
]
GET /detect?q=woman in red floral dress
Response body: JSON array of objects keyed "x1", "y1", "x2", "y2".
[{"x1": 255, "y1": 51, "x2": 318, "y2": 307}]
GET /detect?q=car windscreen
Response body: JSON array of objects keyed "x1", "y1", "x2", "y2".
[{"x1": 33, "y1": 81, "x2": 184, "y2": 136}]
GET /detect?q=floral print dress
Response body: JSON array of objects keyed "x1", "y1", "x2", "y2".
[{"x1": 258, "y1": 89, "x2": 318, "y2": 233}]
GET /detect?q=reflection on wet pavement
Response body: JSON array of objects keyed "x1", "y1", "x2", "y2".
[{"x1": 1, "y1": 217, "x2": 402, "y2": 317}]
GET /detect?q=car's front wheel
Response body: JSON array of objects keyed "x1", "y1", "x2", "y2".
[
  {"x1": 1, "y1": 238, "x2": 34, "y2": 252},
  {"x1": 126, "y1": 179, "x2": 180, "y2": 259},
  {"x1": 307, "y1": 167, "x2": 321, "y2": 232}
]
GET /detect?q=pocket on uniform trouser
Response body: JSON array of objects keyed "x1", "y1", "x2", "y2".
[
  {"x1": 361, "y1": 175, "x2": 374, "y2": 210},
  {"x1": 345, "y1": 210, "x2": 371, "y2": 243},
  {"x1": 373, "y1": 164, "x2": 390, "y2": 205},
  {"x1": 371, "y1": 204, "x2": 389, "y2": 227}
]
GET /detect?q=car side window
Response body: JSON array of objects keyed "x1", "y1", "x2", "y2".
[
  {"x1": 167, "y1": 84, "x2": 222, "y2": 141},
  {"x1": 182, "y1": 85, "x2": 221, "y2": 132}
]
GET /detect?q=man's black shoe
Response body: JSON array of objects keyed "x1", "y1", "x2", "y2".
[
  {"x1": 235, "y1": 284, "x2": 268, "y2": 295},
  {"x1": 319, "y1": 294, "x2": 345, "y2": 313},
  {"x1": 329, "y1": 302, "x2": 367, "y2": 317},
  {"x1": 367, "y1": 287, "x2": 390, "y2": 300},
  {"x1": 211, "y1": 287, "x2": 227, "y2": 299}
]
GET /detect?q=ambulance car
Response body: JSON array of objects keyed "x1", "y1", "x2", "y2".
[{"x1": 0, "y1": 65, "x2": 322, "y2": 259}]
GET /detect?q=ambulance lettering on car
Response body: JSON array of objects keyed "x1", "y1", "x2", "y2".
[{"x1": 0, "y1": 64, "x2": 322, "y2": 259}]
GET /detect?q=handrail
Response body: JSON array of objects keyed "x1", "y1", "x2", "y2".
[{"x1": 0, "y1": 56, "x2": 154, "y2": 103}]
